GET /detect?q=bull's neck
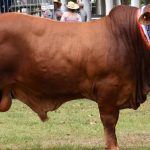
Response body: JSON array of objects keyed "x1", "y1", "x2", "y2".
[{"x1": 110, "y1": 6, "x2": 150, "y2": 106}]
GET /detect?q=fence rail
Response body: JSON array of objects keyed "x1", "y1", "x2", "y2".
[{"x1": 0, "y1": 0, "x2": 54, "y2": 18}]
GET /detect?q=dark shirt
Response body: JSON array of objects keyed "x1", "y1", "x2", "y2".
[{"x1": 0, "y1": 0, "x2": 14, "y2": 13}]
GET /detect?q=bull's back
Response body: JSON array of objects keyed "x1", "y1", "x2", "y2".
[{"x1": 0, "y1": 13, "x2": 118, "y2": 97}]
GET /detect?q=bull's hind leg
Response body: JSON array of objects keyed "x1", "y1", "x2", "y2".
[{"x1": 99, "y1": 105, "x2": 119, "y2": 150}]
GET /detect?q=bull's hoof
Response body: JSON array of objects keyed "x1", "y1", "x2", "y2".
[{"x1": 105, "y1": 146, "x2": 120, "y2": 150}]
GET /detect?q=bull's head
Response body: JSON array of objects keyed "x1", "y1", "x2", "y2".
[{"x1": 139, "y1": 4, "x2": 150, "y2": 25}]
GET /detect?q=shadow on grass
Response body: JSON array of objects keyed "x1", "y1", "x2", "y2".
[
  {"x1": 122, "y1": 148, "x2": 150, "y2": 150},
  {"x1": 6, "y1": 145, "x2": 149, "y2": 150},
  {"x1": 31, "y1": 146, "x2": 150, "y2": 150},
  {"x1": 5, "y1": 145, "x2": 102, "y2": 150},
  {"x1": 32, "y1": 147, "x2": 150, "y2": 150},
  {"x1": 30, "y1": 146, "x2": 101, "y2": 150}
]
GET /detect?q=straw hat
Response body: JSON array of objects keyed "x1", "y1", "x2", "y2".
[
  {"x1": 53, "y1": 0, "x2": 61, "y2": 4},
  {"x1": 66, "y1": 1, "x2": 79, "y2": 10}
]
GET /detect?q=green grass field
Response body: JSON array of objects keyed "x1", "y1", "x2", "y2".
[{"x1": 0, "y1": 97, "x2": 149, "y2": 150}]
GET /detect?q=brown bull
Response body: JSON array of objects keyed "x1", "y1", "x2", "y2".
[{"x1": 0, "y1": 4, "x2": 150, "y2": 150}]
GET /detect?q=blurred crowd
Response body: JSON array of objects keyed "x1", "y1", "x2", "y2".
[
  {"x1": 54, "y1": 0, "x2": 87, "y2": 22},
  {"x1": 0, "y1": 0, "x2": 88, "y2": 22}
]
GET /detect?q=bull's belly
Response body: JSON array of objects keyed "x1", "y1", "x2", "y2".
[{"x1": 11, "y1": 82, "x2": 87, "y2": 121}]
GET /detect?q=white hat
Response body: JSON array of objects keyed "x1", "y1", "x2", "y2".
[
  {"x1": 66, "y1": 1, "x2": 79, "y2": 10},
  {"x1": 53, "y1": 0, "x2": 61, "y2": 4}
]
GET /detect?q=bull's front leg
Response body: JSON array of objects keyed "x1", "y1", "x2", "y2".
[{"x1": 99, "y1": 105, "x2": 119, "y2": 150}]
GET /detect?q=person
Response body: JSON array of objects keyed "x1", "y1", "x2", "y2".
[
  {"x1": 60, "y1": 1, "x2": 82, "y2": 22},
  {"x1": 53, "y1": 0, "x2": 62, "y2": 21},
  {"x1": 0, "y1": 0, "x2": 14, "y2": 13},
  {"x1": 77, "y1": 0, "x2": 87, "y2": 22}
]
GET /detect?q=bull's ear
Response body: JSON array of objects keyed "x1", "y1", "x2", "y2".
[{"x1": 139, "y1": 12, "x2": 150, "y2": 25}]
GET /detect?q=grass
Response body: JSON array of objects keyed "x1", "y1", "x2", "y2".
[{"x1": 0, "y1": 97, "x2": 149, "y2": 150}]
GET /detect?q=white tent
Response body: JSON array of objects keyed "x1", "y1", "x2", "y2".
[{"x1": 131, "y1": 0, "x2": 141, "y2": 7}]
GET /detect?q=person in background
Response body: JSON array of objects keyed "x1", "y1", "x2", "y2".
[
  {"x1": 60, "y1": 1, "x2": 82, "y2": 22},
  {"x1": 77, "y1": 0, "x2": 87, "y2": 22},
  {"x1": 54, "y1": 0, "x2": 62, "y2": 21},
  {"x1": 0, "y1": 0, "x2": 14, "y2": 13}
]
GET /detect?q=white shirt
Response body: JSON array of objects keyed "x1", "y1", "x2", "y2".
[{"x1": 60, "y1": 12, "x2": 82, "y2": 22}]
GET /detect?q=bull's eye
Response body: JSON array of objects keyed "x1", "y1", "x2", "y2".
[
  {"x1": 143, "y1": 13, "x2": 150, "y2": 20},
  {"x1": 144, "y1": 15, "x2": 147, "y2": 19}
]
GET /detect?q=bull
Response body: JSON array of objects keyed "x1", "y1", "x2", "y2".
[{"x1": 0, "y1": 4, "x2": 150, "y2": 150}]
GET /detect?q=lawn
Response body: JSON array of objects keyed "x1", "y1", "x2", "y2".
[{"x1": 0, "y1": 97, "x2": 149, "y2": 150}]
